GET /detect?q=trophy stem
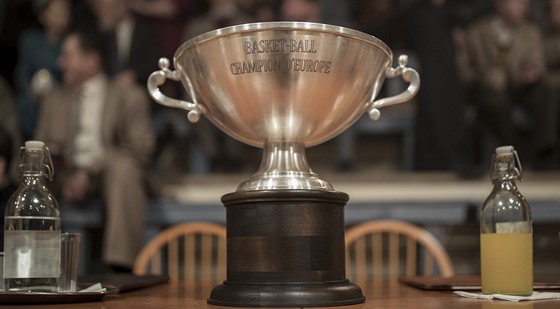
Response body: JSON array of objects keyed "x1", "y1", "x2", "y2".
[{"x1": 237, "y1": 142, "x2": 334, "y2": 191}]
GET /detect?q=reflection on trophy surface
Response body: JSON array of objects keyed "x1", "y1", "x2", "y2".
[{"x1": 148, "y1": 22, "x2": 419, "y2": 307}]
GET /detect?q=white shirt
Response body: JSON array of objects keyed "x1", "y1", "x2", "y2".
[
  {"x1": 72, "y1": 74, "x2": 106, "y2": 168},
  {"x1": 115, "y1": 17, "x2": 134, "y2": 66}
]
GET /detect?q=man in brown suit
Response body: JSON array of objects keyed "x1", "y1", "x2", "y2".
[
  {"x1": 36, "y1": 31, "x2": 155, "y2": 271},
  {"x1": 460, "y1": 0, "x2": 559, "y2": 162}
]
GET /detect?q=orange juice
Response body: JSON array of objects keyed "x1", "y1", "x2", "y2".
[{"x1": 480, "y1": 233, "x2": 533, "y2": 295}]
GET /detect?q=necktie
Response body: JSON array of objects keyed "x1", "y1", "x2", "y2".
[{"x1": 104, "y1": 30, "x2": 120, "y2": 76}]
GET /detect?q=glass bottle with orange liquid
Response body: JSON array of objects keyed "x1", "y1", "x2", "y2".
[{"x1": 480, "y1": 145, "x2": 532, "y2": 295}]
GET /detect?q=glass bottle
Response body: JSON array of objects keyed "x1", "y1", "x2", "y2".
[
  {"x1": 480, "y1": 145, "x2": 532, "y2": 295},
  {"x1": 3, "y1": 141, "x2": 61, "y2": 292}
]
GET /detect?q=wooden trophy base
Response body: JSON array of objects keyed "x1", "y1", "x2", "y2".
[{"x1": 208, "y1": 190, "x2": 365, "y2": 307}]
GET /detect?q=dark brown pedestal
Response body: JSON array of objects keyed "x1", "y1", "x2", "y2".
[{"x1": 208, "y1": 190, "x2": 365, "y2": 307}]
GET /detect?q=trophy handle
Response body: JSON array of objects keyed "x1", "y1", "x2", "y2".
[
  {"x1": 147, "y1": 57, "x2": 202, "y2": 123},
  {"x1": 367, "y1": 55, "x2": 420, "y2": 121}
]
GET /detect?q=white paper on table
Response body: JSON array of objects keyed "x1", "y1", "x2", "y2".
[
  {"x1": 454, "y1": 291, "x2": 560, "y2": 302},
  {"x1": 79, "y1": 282, "x2": 107, "y2": 293}
]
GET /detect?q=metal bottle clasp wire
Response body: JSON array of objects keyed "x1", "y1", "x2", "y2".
[
  {"x1": 512, "y1": 148, "x2": 523, "y2": 181},
  {"x1": 17, "y1": 144, "x2": 55, "y2": 181}
]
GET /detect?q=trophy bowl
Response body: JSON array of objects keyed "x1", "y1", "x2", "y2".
[{"x1": 148, "y1": 21, "x2": 419, "y2": 192}]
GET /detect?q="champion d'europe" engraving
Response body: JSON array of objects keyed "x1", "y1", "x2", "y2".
[
  {"x1": 230, "y1": 58, "x2": 331, "y2": 75},
  {"x1": 230, "y1": 39, "x2": 332, "y2": 75}
]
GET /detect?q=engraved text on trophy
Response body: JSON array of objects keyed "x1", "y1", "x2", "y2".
[{"x1": 230, "y1": 39, "x2": 332, "y2": 75}]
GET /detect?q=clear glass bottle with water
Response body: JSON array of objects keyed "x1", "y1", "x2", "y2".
[
  {"x1": 480, "y1": 145, "x2": 532, "y2": 295},
  {"x1": 3, "y1": 141, "x2": 61, "y2": 292}
]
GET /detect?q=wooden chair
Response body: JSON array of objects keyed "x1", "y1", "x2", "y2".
[
  {"x1": 345, "y1": 220, "x2": 454, "y2": 282},
  {"x1": 133, "y1": 222, "x2": 227, "y2": 282}
]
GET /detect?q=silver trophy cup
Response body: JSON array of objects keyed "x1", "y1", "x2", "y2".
[
  {"x1": 148, "y1": 22, "x2": 419, "y2": 307},
  {"x1": 148, "y1": 22, "x2": 419, "y2": 192}
]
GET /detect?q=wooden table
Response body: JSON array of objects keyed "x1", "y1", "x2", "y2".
[{"x1": 3, "y1": 281, "x2": 558, "y2": 309}]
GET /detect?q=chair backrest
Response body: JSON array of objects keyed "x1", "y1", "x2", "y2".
[
  {"x1": 133, "y1": 222, "x2": 227, "y2": 282},
  {"x1": 345, "y1": 220, "x2": 454, "y2": 282}
]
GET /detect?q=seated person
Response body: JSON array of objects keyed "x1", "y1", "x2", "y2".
[
  {"x1": 459, "y1": 0, "x2": 558, "y2": 163},
  {"x1": 15, "y1": 0, "x2": 71, "y2": 139},
  {"x1": 36, "y1": 31, "x2": 155, "y2": 271}
]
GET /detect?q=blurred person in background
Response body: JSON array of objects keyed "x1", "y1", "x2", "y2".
[
  {"x1": 350, "y1": 0, "x2": 406, "y2": 49},
  {"x1": 236, "y1": 0, "x2": 277, "y2": 22},
  {"x1": 281, "y1": 0, "x2": 351, "y2": 26},
  {"x1": 405, "y1": 0, "x2": 479, "y2": 174},
  {"x1": 90, "y1": 0, "x2": 161, "y2": 87},
  {"x1": 280, "y1": 0, "x2": 320, "y2": 22},
  {"x1": 0, "y1": 76, "x2": 20, "y2": 251},
  {"x1": 128, "y1": 0, "x2": 210, "y2": 176},
  {"x1": 0, "y1": 1, "x2": 38, "y2": 88},
  {"x1": 184, "y1": 0, "x2": 253, "y2": 38},
  {"x1": 129, "y1": 0, "x2": 203, "y2": 61},
  {"x1": 36, "y1": 31, "x2": 155, "y2": 272},
  {"x1": 0, "y1": 76, "x2": 23, "y2": 181},
  {"x1": 542, "y1": 0, "x2": 560, "y2": 168},
  {"x1": 460, "y1": 0, "x2": 559, "y2": 167},
  {"x1": 14, "y1": 0, "x2": 71, "y2": 140}
]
